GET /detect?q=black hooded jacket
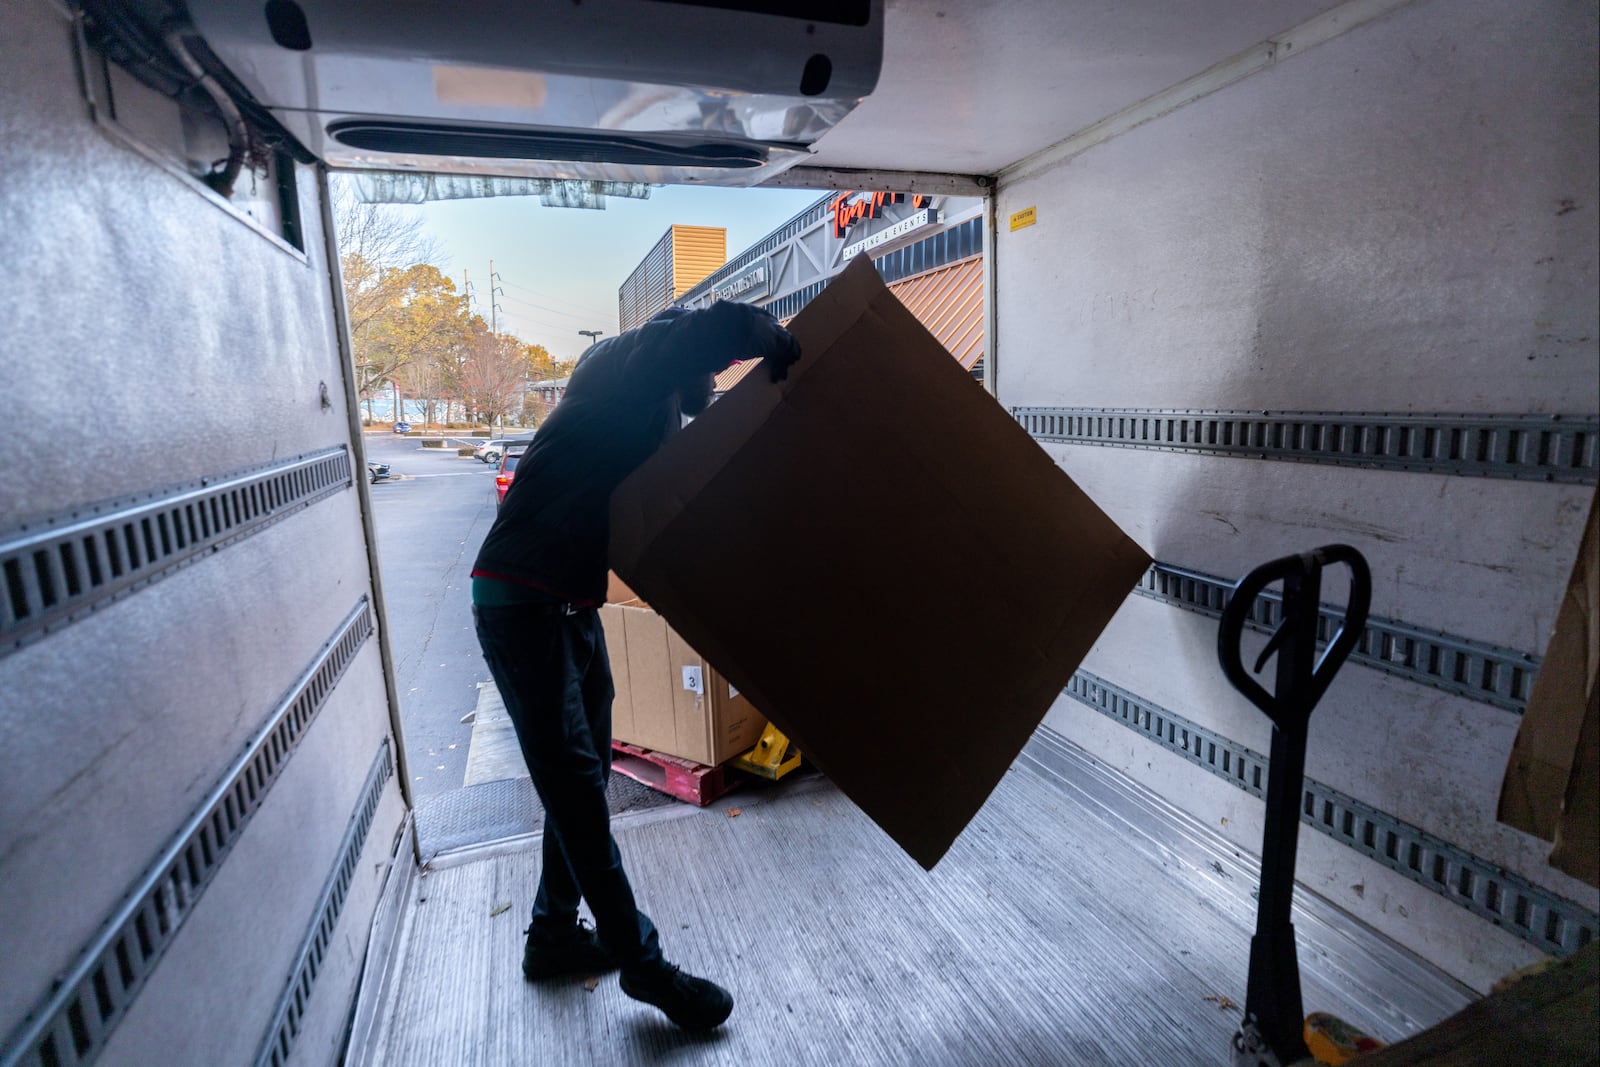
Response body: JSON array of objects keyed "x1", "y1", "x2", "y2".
[{"x1": 472, "y1": 301, "x2": 795, "y2": 604}]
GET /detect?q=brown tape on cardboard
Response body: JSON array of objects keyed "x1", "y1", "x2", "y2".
[
  {"x1": 1498, "y1": 486, "x2": 1599, "y2": 887},
  {"x1": 609, "y1": 257, "x2": 1151, "y2": 869}
]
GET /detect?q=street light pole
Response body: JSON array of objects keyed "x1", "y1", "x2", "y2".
[{"x1": 578, "y1": 329, "x2": 603, "y2": 346}]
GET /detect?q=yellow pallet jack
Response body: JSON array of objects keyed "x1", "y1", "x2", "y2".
[
  {"x1": 731, "y1": 722, "x2": 802, "y2": 780},
  {"x1": 1219, "y1": 545, "x2": 1384, "y2": 1067}
]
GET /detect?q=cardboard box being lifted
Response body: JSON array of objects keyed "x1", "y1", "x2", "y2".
[
  {"x1": 601, "y1": 574, "x2": 768, "y2": 767},
  {"x1": 610, "y1": 257, "x2": 1151, "y2": 869}
]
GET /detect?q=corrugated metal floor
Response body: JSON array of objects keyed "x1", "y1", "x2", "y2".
[{"x1": 358, "y1": 729, "x2": 1471, "y2": 1066}]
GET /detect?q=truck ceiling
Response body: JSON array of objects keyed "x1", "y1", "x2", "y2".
[{"x1": 178, "y1": 0, "x2": 1378, "y2": 190}]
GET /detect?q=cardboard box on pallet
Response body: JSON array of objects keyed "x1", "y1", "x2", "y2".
[
  {"x1": 601, "y1": 573, "x2": 768, "y2": 768},
  {"x1": 609, "y1": 256, "x2": 1151, "y2": 870}
]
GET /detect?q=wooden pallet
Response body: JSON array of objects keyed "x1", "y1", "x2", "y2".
[{"x1": 610, "y1": 741, "x2": 736, "y2": 807}]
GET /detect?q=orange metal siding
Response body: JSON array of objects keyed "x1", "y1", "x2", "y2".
[
  {"x1": 618, "y1": 226, "x2": 725, "y2": 331},
  {"x1": 886, "y1": 255, "x2": 985, "y2": 369},
  {"x1": 710, "y1": 255, "x2": 984, "y2": 394},
  {"x1": 670, "y1": 225, "x2": 727, "y2": 299},
  {"x1": 712, "y1": 358, "x2": 764, "y2": 393}
]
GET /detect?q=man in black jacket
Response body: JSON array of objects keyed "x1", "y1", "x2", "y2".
[{"x1": 471, "y1": 301, "x2": 799, "y2": 1030}]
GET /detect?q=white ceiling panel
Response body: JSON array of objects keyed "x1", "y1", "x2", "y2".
[{"x1": 803, "y1": 0, "x2": 1346, "y2": 177}]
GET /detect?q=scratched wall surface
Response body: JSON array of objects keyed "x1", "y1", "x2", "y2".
[
  {"x1": 994, "y1": 0, "x2": 1599, "y2": 990},
  {"x1": 0, "y1": 4, "x2": 404, "y2": 1061}
]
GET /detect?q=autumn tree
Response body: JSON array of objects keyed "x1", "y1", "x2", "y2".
[
  {"x1": 332, "y1": 181, "x2": 445, "y2": 402},
  {"x1": 374, "y1": 265, "x2": 472, "y2": 427},
  {"x1": 453, "y1": 321, "x2": 527, "y2": 430},
  {"x1": 514, "y1": 342, "x2": 578, "y2": 427},
  {"x1": 331, "y1": 178, "x2": 578, "y2": 428},
  {"x1": 519, "y1": 341, "x2": 574, "y2": 384}
]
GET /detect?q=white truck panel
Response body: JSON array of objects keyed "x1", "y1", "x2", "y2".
[
  {"x1": 1001, "y1": 0, "x2": 1599, "y2": 990},
  {"x1": 0, "y1": 4, "x2": 405, "y2": 1061}
]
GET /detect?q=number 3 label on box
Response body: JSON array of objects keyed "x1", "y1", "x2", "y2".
[{"x1": 682, "y1": 666, "x2": 703, "y2": 693}]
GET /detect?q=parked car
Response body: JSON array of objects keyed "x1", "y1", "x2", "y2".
[
  {"x1": 494, "y1": 438, "x2": 534, "y2": 505},
  {"x1": 367, "y1": 460, "x2": 391, "y2": 483},
  {"x1": 474, "y1": 438, "x2": 512, "y2": 464},
  {"x1": 392, "y1": 422, "x2": 411, "y2": 434}
]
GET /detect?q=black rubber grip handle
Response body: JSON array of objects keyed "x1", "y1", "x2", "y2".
[{"x1": 1217, "y1": 544, "x2": 1372, "y2": 718}]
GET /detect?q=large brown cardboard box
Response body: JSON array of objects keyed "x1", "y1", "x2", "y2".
[
  {"x1": 600, "y1": 588, "x2": 768, "y2": 767},
  {"x1": 610, "y1": 256, "x2": 1151, "y2": 869}
]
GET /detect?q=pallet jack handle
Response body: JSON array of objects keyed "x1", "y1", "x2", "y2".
[
  {"x1": 1218, "y1": 545, "x2": 1371, "y2": 1067},
  {"x1": 1218, "y1": 544, "x2": 1372, "y2": 730}
]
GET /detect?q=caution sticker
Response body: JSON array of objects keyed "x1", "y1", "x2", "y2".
[{"x1": 1009, "y1": 206, "x2": 1037, "y2": 231}]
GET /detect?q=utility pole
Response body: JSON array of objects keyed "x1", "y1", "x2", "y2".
[
  {"x1": 461, "y1": 269, "x2": 478, "y2": 429},
  {"x1": 489, "y1": 259, "x2": 505, "y2": 335}
]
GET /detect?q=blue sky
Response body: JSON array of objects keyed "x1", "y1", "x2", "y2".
[{"x1": 412, "y1": 184, "x2": 825, "y2": 362}]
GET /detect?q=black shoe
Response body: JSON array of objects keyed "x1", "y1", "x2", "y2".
[
  {"x1": 619, "y1": 962, "x2": 734, "y2": 1030},
  {"x1": 523, "y1": 921, "x2": 615, "y2": 981}
]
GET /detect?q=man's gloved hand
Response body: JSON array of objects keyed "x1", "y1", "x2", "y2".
[
  {"x1": 700, "y1": 301, "x2": 802, "y2": 382},
  {"x1": 764, "y1": 326, "x2": 802, "y2": 383}
]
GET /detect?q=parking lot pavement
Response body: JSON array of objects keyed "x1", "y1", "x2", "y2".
[
  {"x1": 367, "y1": 439, "x2": 500, "y2": 797},
  {"x1": 363, "y1": 435, "x2": 502, "y2": 480}
]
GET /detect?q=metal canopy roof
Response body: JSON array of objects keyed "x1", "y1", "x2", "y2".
[
  {"x1": 711, "y1": 251, "x2": 983, "y2": 393},
  {"x1": 887, "y1": 255, "x2": 984, "y2": 369}
]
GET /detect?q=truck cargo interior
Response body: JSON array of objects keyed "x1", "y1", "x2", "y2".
[{"x1": 2, "y1": 1, "x2": 1596, "y2": 1066}]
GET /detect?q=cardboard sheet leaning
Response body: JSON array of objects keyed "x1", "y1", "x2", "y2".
[
  {"x1": 1499, "y1": 486, "x2": 1599, "y2": 889},
  {"x1": 610, "y1": 257, "x2": 1151, "y2": 869}
]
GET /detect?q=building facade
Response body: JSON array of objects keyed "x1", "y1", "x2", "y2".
[
  {"x1": 617, "y1": 224, "x2": 728, "y2": 331},
  {"x1": 671, "y1": 190, "x2": 986, "y2": 386}
]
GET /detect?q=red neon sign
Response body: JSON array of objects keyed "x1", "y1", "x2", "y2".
[{"x1": 830, "y1": 191, "x2": 930, "y2": 238}]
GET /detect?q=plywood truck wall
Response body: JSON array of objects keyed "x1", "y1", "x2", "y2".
[
  {"x1": 0, "y1": 4, "x2": 406, "y2": 1064},
  {"x1": 994, "y1": 0, "x2": 1599, "y2": 991}
]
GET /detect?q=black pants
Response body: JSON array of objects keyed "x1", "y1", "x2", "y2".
[{"x1": 473, "y1": 603, "x2": 663, "y2": 974}]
